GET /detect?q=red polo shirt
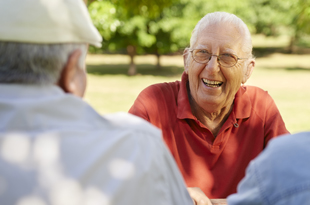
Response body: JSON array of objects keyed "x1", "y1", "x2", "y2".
[{"x1": 129, "y1": 72, "x2": 289, "y2": 198}]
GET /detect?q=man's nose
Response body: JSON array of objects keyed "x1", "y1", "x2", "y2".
[{"x1": 205, "y1": 55, "x2": 220, "y2": 73}]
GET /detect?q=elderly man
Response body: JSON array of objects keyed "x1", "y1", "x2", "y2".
[
  {"x1": 129, "y1": 12, "x2": 289, "y2": 203},
  {"x1": 0, "y1": 0, "x2": 193, "y2": 205}
]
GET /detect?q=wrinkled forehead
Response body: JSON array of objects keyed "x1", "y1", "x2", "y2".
[
  {"x1": 200, "y1": 19, "x2": 245, "y2": 36},
  {"x1": 195, "y1": 22, "x2": 245, "y2": 52}
]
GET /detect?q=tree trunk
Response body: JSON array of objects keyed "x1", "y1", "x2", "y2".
[
  {"x1": 289, "y1": 36, "x2": 296, "y2": 54},
  {"x1": 127, "y1": 45, "x2": 136, "y2": 76},
  {"x1": 289, "y1": 29, "x2": 300, "y2": 54},
  {"x1": 155, "y1": 47, "x2": 161, "y2": 70},
  {"x1": 156, "y1": 52, "x2": 161, "y2": 70}
]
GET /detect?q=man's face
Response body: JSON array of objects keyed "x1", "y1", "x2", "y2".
[{"x1": 185, "y1": 22, "x2": 251, "y2": 113}]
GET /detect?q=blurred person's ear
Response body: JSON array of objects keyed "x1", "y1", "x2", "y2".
[
  {"x1": 242, "y1": 59, "x2": 255, "y2": 84},
  {"x1": 183, "y1": 48, "x2": 190, "y2": 74},
  {"x1": 57, "y1": 49, "x2": 87, "y2": 98}
]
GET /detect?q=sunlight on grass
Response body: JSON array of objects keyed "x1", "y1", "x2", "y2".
[
  {"x1": 247, "y1": 57, "x2": 310, "y2": 134},
  {"x1": 85, "y1": 50, "x2": 310, "y2": 134},
  {"x1": 85, "y1": 74, "x2": 177, "y2": 114},
  {"x1": 252, "y1": 34, "x2": 290, "y2": 48}
]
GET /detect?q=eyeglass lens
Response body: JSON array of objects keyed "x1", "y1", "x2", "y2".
[{"x1": 193, "y1": 49, "x2": 238, "y2": 67}]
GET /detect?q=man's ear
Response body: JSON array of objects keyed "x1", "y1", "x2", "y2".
[
  {"x1": 242, "y1": 59, "x2": 255, "y2": 84},
  {"x1": 57, "y1": 49, "x2": 82, "y2": 95},
  {"x1": 183, "y1": 48, "x2": 190, "y2": 74}
]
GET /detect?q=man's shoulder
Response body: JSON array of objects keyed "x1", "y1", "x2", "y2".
[
  {"x1": 141, "y1": 81, "x2": 181, "y2": 96},
  {"x1": 253, "y1": 132, "x2": 310, "y2": 169},
  {"x1": 243, "y1": 85, "x2": 270, "y2": 97},
  {"x1": 268, "y1": 132, "x2": 310, "y2": 153},
  {"x1": 103, "y1": 112, "x2": 161, "y2": 137},
  {"x1": 242, "y1": 85, "x2": 275, "y2": 109}
]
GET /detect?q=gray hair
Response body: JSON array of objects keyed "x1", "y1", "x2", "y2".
[
  {"x1": 190, "y1": 12, "x2": 253, "y2": 57},
  {"x1": 0, "y1": 42, "x2": 88, "y2": 84}
]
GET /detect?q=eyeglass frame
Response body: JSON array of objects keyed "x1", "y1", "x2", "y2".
[{"x1": 189, "y1": 49, "x2": 249, "y2": 68}]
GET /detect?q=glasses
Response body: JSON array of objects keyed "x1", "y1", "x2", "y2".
[{"x1": 190, "y1": 49, "x2": 248, "y2": 68}]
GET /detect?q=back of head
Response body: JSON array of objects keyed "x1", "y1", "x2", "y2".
[
  {"x1": 0, "y1": 0, "x2": 102, "y2": 84},
  {"x1": 190, "y1": 12, "x2": 253, "y2": 57},
  {"x1": 0, "y1": 43, "x2": 88, "y2": 84}
]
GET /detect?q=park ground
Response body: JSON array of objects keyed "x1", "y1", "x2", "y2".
[{"x1": 84, "y1": 35, "x2": 310, "y2": 134}]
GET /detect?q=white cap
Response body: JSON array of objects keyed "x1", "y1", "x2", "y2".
[{"x1": 0, "y1": 0, "x2": 102, "y2": 47}]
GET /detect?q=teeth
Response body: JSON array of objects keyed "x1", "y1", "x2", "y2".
[{"x1": 202, "y1": 79, "x2": 223, "y2": 87}]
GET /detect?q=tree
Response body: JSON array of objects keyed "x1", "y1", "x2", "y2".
[
  {"x1": 144, "y1": 1, "x2": 192, "y2": 69},
  {"x1": 88, "y1": 0, "x2": 309, "y2": 75},
  {"x1": 289, "y1": 0, "x2": 310, "y2": 52},
  {"x1": 248, "y1": 0, "x2": 310, "y2": 52},
  {"x1": 88, "y1": 0, "x2": 176, "y2": 75}
]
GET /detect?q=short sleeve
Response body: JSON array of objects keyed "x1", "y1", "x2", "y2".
[
  {"x1": 129, "y1": 86, "x2": 155, "y2": 122},
  {"x1": 129, "y1": 83, "x2": 172, "y2": 128},
  {"x1": 263, "y1": 95, "x2": 289, "y2": 144}
]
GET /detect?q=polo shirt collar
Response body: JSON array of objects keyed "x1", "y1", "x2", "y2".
[
  {"x1": 233, "y1": 85, "x2": 252, "y2": 119},
  {"x1": 177, "y1": 72, "x2": 251, "y2": 120}
]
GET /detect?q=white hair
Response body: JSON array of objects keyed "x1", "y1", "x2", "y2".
[
  {"x1": 190, "y1": 12, "x2": 253, "y2": 57},
  {"x1": 0, "y1": 42, "x2": 88, "y2": 84}
]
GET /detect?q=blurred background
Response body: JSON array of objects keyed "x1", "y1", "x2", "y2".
[{"x1": 84, "y1": 0, "x2": 310, "y2": 134}]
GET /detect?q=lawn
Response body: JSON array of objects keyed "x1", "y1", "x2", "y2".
[{"x1": 84, "y1": 37, "x2": 310, "y2": 134}]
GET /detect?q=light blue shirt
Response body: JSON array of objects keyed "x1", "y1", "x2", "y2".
[{"x1": 227, "y1": 132, "x2": 310, "y2": 205}]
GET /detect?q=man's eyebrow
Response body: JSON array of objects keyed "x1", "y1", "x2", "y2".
[
  {"x1": 222, "y1": 48, "x2": 237, "y2": 54},
  {"x1": 195, "y1": 44, "x2": 209, "y2": 49}
]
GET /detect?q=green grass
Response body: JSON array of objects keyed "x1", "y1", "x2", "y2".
[
  {"x1": 85, "y1": 54, "x2": 184, "y2": 114},
  {"x1": 247, "y1": 63, "x2": 310, "y2": 134},
  {"x1": 85, "y1": 39, "x2": 310, "y2": 134}
]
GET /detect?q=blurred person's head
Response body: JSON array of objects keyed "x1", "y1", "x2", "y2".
[
  {"x1": 0, "y1": 0, "x2": 102, "y2": 97},
  {"x1": 183, "y1": 11, "x2": 255, "y2": 114}
]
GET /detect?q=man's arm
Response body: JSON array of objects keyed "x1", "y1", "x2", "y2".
[
  {"x1": 129, "y1": 85, "x2": 157, "y2": 123},
  {"x1": 187, "y1": 187, "x2": 212, "y2": 205},
  {"x1": 263, "y1": 93, "x2": 289, "y2": 145}
]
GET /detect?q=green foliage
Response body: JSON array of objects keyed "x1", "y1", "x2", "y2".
[
  {"x1": 248, "y1": 0, "x2": 310, "y2": 43},
  {"x1": 121, "y1": 16, "x2": 156, "y2": 47},
  {"x1": 88, "y1": 1, "x2": 118, "y2": 52},
  {"x1": 294, "y1": 0, "x2": 310, "y2": 36},
  {"x1": 110, "y1": 0, "x2": 175, "y2": 18},
  {"x1": 248, "y1": 0, "x2": 294, "y2": 36},
  {"x1": 88, "y1": 1, "x2": 117, "y2": 41},
  {"x1": 88, "y1": 0, "x2": 193, "y2": 56},
  {"x1": 88, "y1": 0, "x2": 310, "y2": 56}
]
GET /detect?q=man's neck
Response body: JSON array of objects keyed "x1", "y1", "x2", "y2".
[{"x1": 189, "y1": 93, "x2": 234, "y2": 137}]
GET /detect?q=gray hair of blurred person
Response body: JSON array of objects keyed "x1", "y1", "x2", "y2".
[
  {"x1": 187, "y1": 12, "x2": 254, "y2": 64},
  {"x1": 0, "y1": 42, "x2": 88, "y2": 84}
]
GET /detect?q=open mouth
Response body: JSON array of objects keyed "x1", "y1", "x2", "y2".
[{"x1": 202, "y1": 79, "x2": 223, "y2": 88}]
